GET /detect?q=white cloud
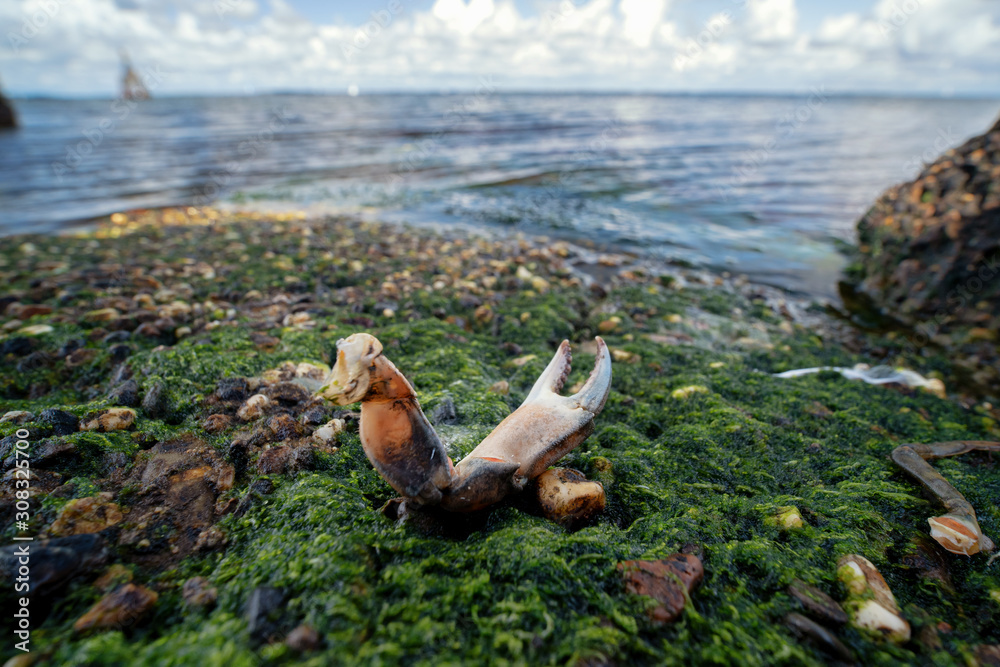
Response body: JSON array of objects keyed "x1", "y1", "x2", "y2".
[
  {"x1": 746, "y1": 0, "x2": 798, "y2": 43},
  {"x1": 0, "y1": 0, "x2": 997, "y2": 96},
  {"x1": 621, "y1": 0, "x2": 668, "y2": 47}
]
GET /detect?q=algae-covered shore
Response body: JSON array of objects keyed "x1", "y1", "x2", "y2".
[{"x1": 1, "y1": 208, "x2": 998, "y2": 666}]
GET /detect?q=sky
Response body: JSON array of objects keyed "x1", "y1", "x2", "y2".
[{"x1": 2, "y1": 0, "x2": 999, "y2": 97}]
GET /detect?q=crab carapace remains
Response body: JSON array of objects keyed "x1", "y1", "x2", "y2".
[{"x1": 318, "y1": 333, "x2": 612, "y2": 516}]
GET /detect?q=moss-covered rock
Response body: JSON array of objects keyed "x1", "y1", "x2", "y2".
[{"x1": 841, "y1": 113, "x2": 1000, "y2": 400}]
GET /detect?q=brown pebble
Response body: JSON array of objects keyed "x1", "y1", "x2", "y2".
[
  {"x1": 788, "y1": 579, "x2": 848, "y2": 626},
  {"x1": 49, "y1": 493, "x2": 123, "y2": 536},
  {"x1": 286, "y1": 624, "x2": 321, "y2": 652},
  {"x1": 79, "y1": 408, "x2": 136, "y2": 433},
  {"x1": 93, "y1": 564, "x2": 133, "y2": 592},
  {"x1": 65, "y1": 348, "x2": 98, "y2": 367},
  {"x1": 202, "y1": 413, "x2": 233, "y2": 434},
  {"x1": 489, "y1": 380, "x2": 509, "y2": 395},
  {"x1": 974, "y1": 645, "x2": 1000, "y2": 666},
  {"x1": 618, "y1": 553, "x2": 704, "y2": 624},
  {"x1": 182, "y1": 576, "x2": 218, "y2": 608},
  {"x1": 73, "y1": 584, "x2": 158, "y2": 633},
  {"x1": 536, "y1": 468, "x2": 605, "y2": 529}
]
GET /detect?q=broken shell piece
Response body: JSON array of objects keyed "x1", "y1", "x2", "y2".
[
  {"x1": 928, "y1": 515, "x2": 982, "y2": 557},
  {"x1": 775, "y1": 364, "x2": 946, "y2": 398},
  {"x1": 892, "y1": 442, "x2": 999, "y2": 556},
  {"x1": 536, "y1": 468, "x2": 605, "y2": 528},
  {"x1": 836, "y1": 554, "x2": 911, "y2": 643},
  {"x1": 237, "y1": 394, "x2": 270, "y2": 421},
  {"x1": 312, "y1": 418, "x2": 345, "y2": 447}
]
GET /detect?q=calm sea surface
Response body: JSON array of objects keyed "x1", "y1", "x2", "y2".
[{"x1": 1, "y1": 94, "x2": 997, "y2": 295}]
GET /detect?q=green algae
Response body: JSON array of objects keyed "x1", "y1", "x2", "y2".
[{"x1": 0, "y1": 214, "x2": 998, "y2": 666}]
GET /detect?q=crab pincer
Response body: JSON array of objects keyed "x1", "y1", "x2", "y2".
[
  {"x1": 440, "y1": 337, "x2": 612, "y2": 511},
  {"x1": 317, "y1": 333, "x2": 613, "y2": 517}
]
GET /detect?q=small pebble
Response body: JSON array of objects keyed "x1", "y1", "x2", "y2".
[
  {"x1": 79, "y1": 408, "x2": 136, "y2": 433},
  {"x1": 0, "y1": 411, "x2": 34, "y2": 425},
  {"x1": 73, "y1": 584, "x2": 158, "y2": 633}
]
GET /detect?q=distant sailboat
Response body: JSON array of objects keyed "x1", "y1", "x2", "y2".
[
  {"x1": 120, "y1": 51, "x2": 150, "y2": 101},
  {"x1": 0, "y1": 77, "x2": 16, "y2": 129}
]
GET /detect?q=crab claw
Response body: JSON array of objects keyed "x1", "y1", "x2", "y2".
[
  {"x1": 318, "y1": 333, "x2": 454, "y2": 505},
  {"x1": 441, "y1": 337, "x2": 612, "y2": 512}
]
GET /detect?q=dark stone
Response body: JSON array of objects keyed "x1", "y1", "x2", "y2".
[
  {"x1": 1, "y1": 337, "x2": 34, "y2": 356},
  {"x1": 256, "y1": 446, "x2": 292, "y2": 475},
  {"x1": 32, "y1": 440, "x2": 80, "y2": 469},
  {"x1": 431, "y1": 397, "x2": 459, "y2": 425},
  {"x1": 216, "y1": 377, "x2": 250, "y2": 402},
  {"x1": 0, "y1": 534, "x2": 109, "y2": 595},
  {"x1": 234, "y1": 478, "x2": 275, "y2": 518},
  {"x1": 39, "y1": 408, "x2": 79, "y2": 435},
  {"x1": 56, "y1": 338, "x2": 84, "y2": 358},
  {"x1": 227, "y1": 440, "x2": 252, "y2": 479},
  {"x1": 108, "y1": 380, "x2": 140, "y2": 407},
  {"x1": 110, "y1": 364, "x2": 133, "y2": 385},
  {"x1": 787, "y1": 579, "x2": 848, "y2": 626},
  {"x1": 266, "y1": 413, "x2": 305, "y2": 441},
  {"x1": 784, "y1": 613, "x2": 854, "y2": 662},
  {"x1": 103, "y1": 330, "x2": 131, "y2": 344},
  {"x1": 245, "y1": 586, "x2": 286, "y2": 642},
  {"x1": 900, "y1": 535, "x2": 954, "y2": 594},
  {"x1": 500, "y1": 342, "x2": 523, "y2": 356},
  {"x1": 108, "y1": 344, "x2": 132, "y2": 364},
  {"x1": 262, "y1": 382, "x2": 310, "y2": 406},
  {"x1": 141, "y1": 382, "x2": 169, "y2": 419},
  {"x1": 17, "y1": 350, "x2": 51, "y2": 372},
  {"x1": 299, "y1": 405, "x2": 330, "y2": 426}
]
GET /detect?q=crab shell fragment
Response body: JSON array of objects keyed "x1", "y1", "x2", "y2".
[
  {"x1": 928, "y1": 514, "x2": 987, "y2": 556},
  {"x1": 317, "y1": 333, "x2": 613, "y2": 515}
]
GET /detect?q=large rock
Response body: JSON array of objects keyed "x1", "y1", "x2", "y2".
[
  {"x1": 841, "y1": 113, "x2": 1000, "y2": 398},
  {"x1": 0, "y1": 89, "x2": 15, "y2": 129}
]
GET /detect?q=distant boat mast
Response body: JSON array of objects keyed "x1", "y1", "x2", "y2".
[{"x1": 120, "y1": 50, "x2": 150, "y2": 101}]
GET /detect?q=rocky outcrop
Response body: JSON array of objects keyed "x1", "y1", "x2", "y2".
[
  {"x1": 841, "y1": 113, "x2": 1000, "y2": 398},
  {"x1": 0, "y1": 88, "x2": 15, "y2": 129}
]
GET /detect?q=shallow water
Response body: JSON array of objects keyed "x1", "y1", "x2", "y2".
[{"x1": 1, "y1": 93, "x2": 996, "y2": 295}]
